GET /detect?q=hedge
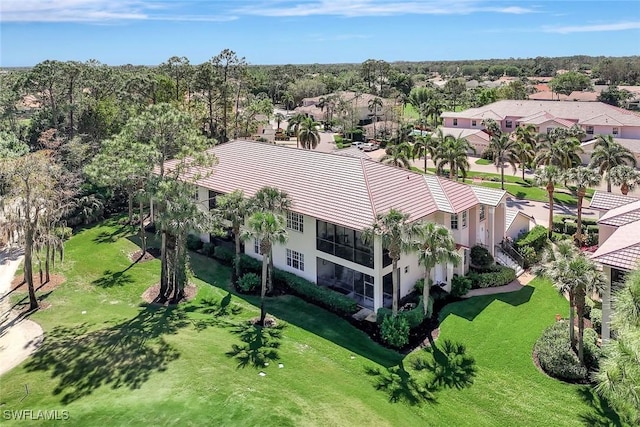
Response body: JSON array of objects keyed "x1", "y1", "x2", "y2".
[
  {"x1": 237, "y1": 254, "x2": 263, "y2": 274},
  {"x1": 468, "y1": 266, "x2": 516, "y2": 289},
  {"x1": 516, "y1": 225, "x2": 548, "y2": 251},
  {"x1": 451, "y1": 275, "x2": 472, "y2": 297},
  {"x1": 187, "y1": 234, "x2": 204, "y2": 251},
  {"x1": 377, "y1": 296, "x2": 433, "y2": 328},
  {"x1": 553, "y1": 215, "x2": 597, "y2": 227},
  {"x1": 470, "y1": 245, "x2": 494, "y2": 268},
  {"x1": 213, "y1": 246, "x2": 235, "y2": 265}
]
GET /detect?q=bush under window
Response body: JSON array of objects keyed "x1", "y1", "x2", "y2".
[
  {"x1": 380, "y1": 315, "x2": 410, "y2": 349},
  {"x1": 470, "y1": 245, "x2": 494, "y2": 268}
]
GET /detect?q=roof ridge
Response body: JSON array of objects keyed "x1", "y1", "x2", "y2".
[
  {"x1": 435, "y1": 175, "x2": 456, "y2": 212},
  {"x1": 361, "y1": 159, "x2": 378, "y2": 219}
]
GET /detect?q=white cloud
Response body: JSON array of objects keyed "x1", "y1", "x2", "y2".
[{"x1": 543, "y1": 21, "x2": 640, "y2": 34}]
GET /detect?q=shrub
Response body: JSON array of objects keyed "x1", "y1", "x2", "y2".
[
  {"x1": 451, "y1": 275, "x2": 472, "y2": 297},
  {"x1": 334, "y1": 135, "x2": 343, "y2": 144},
  {"x1": 54, "y1": 226, "x2": 73, "y2": 241},
  {"x1": 237, "y1": 273, "x2": 260, "y2": 293},
  {"x1": 583, "y1": 328, "x2": 602, "y2": 370},
  {"x1": 413, "y1": 277, "x2": 433, "y2": 294},
  {"x1": 276, "y1": 270, "x2": 358, "y2": 316},
  {"x1": 585, "y1": 232, "x2": 598, "y2": 247},
  {"x1": 213, "y1": 246, "x2": 235, "y2": 265},
  {"x1": 534, "y1": 321, "x2": 588, "y2": 381},
  {"x1": 468, "y1": 266, "x2": 516, "y2": 289},
  {"x1": 518, "y1": 245, "x2": 538, "y2": 267},
  {"x1": 590, "y1": 307, "x2": 602, "y2": 333},
  {"x1": 430, "y1": 286, "x2": 449, "y2": 302},
  {"x1": 380, "y1": 315, "x2": 410, "y2": 349},
  {"x1": 187, "y1": 234, "x2": 204, "y2": 251},
  {"x1": 516, "y1": 225, "x2": 548, "y2": 251},
  {"x1": 237, "y1": 254, "x2": 263, "y2": 275},
  {"x1": 470, "y1": 245, "x2": 494, "y2": 268},
  {"x1": 202, "y1": 242, "x2": 215, "y2": 257},
  {"x1": 377, "y1": 296, "x2": 432, "y2": 328}
]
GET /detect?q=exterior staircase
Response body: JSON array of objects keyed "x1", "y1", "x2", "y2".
[{"x1": 495, "y1": 246, "x2": 525, "y2": 277}]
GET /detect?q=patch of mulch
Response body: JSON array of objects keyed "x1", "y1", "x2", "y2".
[
  {"x1": 249, "y1": 316, "x2": 278, "y2": 328},
  {"x1": 141, "y1": 283, "x2": 197, "y2": 305},
  {"x1": 11, "y1": 274, "x2": 65, "y2": 293},
  {"x1": 130, "y1": 247, "x2": 161, "y2": 263}
]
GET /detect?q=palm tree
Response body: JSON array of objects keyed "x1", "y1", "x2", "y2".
[
  {"x1": 241, "y1": 211, "x2": 288, "y2": 325},
  {"x1": 426, "y1": 96, "x2": 445, "y2": 127},
  {"x1": 274, "y1": 112, "x2": 285, "y2": 131},
  {"x1": 286, "y1": 113, "x2": 306, "y2": 149},
  {"x1": 368, "y1": 97, "x2": 383, "y2": 141},
  {"x1": 434, "y1": 134, "x2": 474, "y2": 180},
  {"x1": 610, "y1": 165, "x2": 640, "y2": 195},
  {"x1": 416, "y1": 222, "x2": 460, "y2": 316},
  {"x1": 252, "y1": 186, "x2": 291, "y2": 292},
  {"x1": 563, "y1": 167, "x2": 601, "y2": 245},
  {"x1": 589, "y1": 134, "x2": 637, "y2": 192},
  {"x1": 216, "y1": 190, "x2": 251, "y2": 284},
  {"x1": 413, "y1": 133, "x2": 434, "y2": 173},
  {"x1": 514, "y1": 124, "x2": 537, "y2": 180},
  {"x1": 381, "y1": 143, "x2": 412, "y2": 169},
  {"x1": 533, "y1": 165, "x2": 561, "y2": 239},
  {"x1": 488, "y1": 133, "x2": 518, "y2": 190},
  {"x1": 282, "y1": 91, "x2": 294, "y2": 113},
  {"x1": 534, "y1": 128, "x2": 582, "y2": 171},
  {"x1": 298, "y1": 117, "x2": 320, "y2": 150},
  {"x1": 362, "y1": 209, "x2": 420, "y2": 316}
]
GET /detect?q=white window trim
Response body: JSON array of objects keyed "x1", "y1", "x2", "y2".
[
  {"x1": 462, "y1": 210, "x2": 468, "y2": 228},
  {"x1": 286, "y1": 248, "x2": 305, "y2": 271},
  {"x1": 286, "y1": 211, "x2": 304, "y2": 233},
  {"x1": 450, "y1": 214, "x2": 459, "y2": 230},
  {"x1": 254, "y1": 239, "x2": 263, "y2": 255},
  {"x1": 479, "y1": 205, "x2": 486, "y2": 221}
]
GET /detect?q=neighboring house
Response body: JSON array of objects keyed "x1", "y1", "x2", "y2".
[
  {"x1": 504, "y1": 209, "x2": 532, "y2": 240},
  {"x1": 437, "y1": 127, "x2": 491, "y2": 155},
  {"x1": 528, "y1": 91, "x2": 569, "y2": 101},
  {"x1": 174, "y1": 140, "x2": 508, "y2": 312},
  {"x1": 580, "y1": 137, "x2": 640, "y2": 166},
  {"x1": 442, "y1": 100, "x2": 640, "y2": 138},
  {"x1": 589, "y1": 191, "x2": 640, "y2": 342},
  {"x1": 298, "y1": 91, "x2": 394, "y2": 124}
]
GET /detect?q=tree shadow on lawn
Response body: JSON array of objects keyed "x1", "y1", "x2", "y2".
[
  {"x1": 576, "y1": 386, "x2": 624, "y2": 427},
  {"x1": 225, "y1": 321, "x2": 285, "y2": 369},
  {"x1": 92, "y1": 222, "x2": 138, "y2": 244},
  {"x1": 441, "y1": 285, "x2": 535, "y2": 322},
  {"x1": 365, "y1": 338, "x2": 477, "y2": 405},
  {"x1": 23, "y1": 304, "x2": 191, "y2": 404},
  {"x1": 91, "y1": 269, "x2": 135, "y2": 288}
]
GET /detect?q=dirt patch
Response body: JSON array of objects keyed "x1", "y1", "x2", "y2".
[
  {"x1": 130, "y1": 248, "x2": 161, "y2": 263},
  {"x1": 141, "y1": 283, "x2": 197, "y2": 305},
  {"x1": 11, "y1": 273, "x2": 65, "y2": 294},
  {"x1": 249, "y1": 316, "x2": 278, "y2": 328}
]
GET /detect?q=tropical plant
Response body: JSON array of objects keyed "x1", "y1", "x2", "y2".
[
  {"x1": 297, "y1": 117, "x2": 320, "y2": 150},
  {"x1": 433, "y1": 134, "x2": 474, "y2": 180},
  {"x1": 413, "y1": 133, "x2": 435, "y2": 173},
  {"x1": 240, "y1": 211, "x2": 288, "y2": 325},
  {"x1": 281, "y1": 91, "x2": 294, "y2": 113},
  {"x1": 589, "y1": 134, "x2": 637, "y2": 192},
  {"x1": 215, "y1": 190, "x2": 251, "y2": 284},
  {"x1": 362, "y1": 209, "x2": 421, "y2": 315},
  {"x1": 533, "y1": 166, "x2": 562, "y2": 239},
  {"x1": 274, "y1": 112, "x2": 285, "y2": 130},
  {"x1": 514, "y1": 124, "x2": 537, "y2": 180},
  {"x1": 286, "y1": 113, "x2": 306, "y2": 149},
  {"x1": 381, "y1": 143, "x2": 411, "y2": 169},
  {"x1": 416, "y1": 222, "x2": 461, "y2": 316},
  {"x1": 487, "y1": 132, "x2": 518, "y2": 190},
  {"x1": 609, "y1": 164, "x2": 640, "y2": 195},
  {"x1": 368, "y1": 97, "x2": 383, "y2": 140},
  {"x1": 563, "y1": 167, "x2": 601, "y2": 245},
  {"x1": 534, "y1": 128, "x2": 582, "y2": 171}
]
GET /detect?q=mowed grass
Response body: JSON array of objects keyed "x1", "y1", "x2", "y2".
[{"x1": 0, "y1": 219, "x2": 619, "y2": 426}]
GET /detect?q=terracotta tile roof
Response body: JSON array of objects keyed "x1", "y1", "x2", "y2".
[
  {"x1": 598, "y1": 200, "x2": 640, "y2": 226},
  {"x1": 528, "y1": 91, "x2": 569, "y2": 101},
  {"x1": 591, "y1": 221, "x2": 640, "y2": 271},
  {"x1": 438, "y1": 127, "x2": 491, "y2": 142},
  {"x1": 332, "y1": 147, "x2": 371, "y2": 159},
  {"x1": 581, "y1": 114, "x2": 624, "y2": 126},
  {"x1": 567, "y1": 91, "x2": 599, "y2": 102},
  {"x1": 422, "y1": 175, "x2": 478, "y2": 214},
  {"x1": 471, "y1": 186, "x2": 508, "y2": 207},
  {"x1": 517, "y1": 112, "x2": 577, "y2": 128},
  {"x1": 589, "y1": 191, "x2": 638, "y2": 211},
  {"x1": 470, "y1": 110, "x2": 503, "y2": 120}
]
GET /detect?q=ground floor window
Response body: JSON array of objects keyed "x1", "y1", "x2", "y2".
[{"x1": 286, "y1": 249, "x2": 304, "y2": 271}]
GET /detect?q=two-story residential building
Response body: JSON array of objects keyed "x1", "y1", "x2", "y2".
[
  {"x1": 589, "y1": 191, "x2": 640, "y2": 342},
  {"x1": 297, "y1": 91, "x2": 394, "y2": 125},
  {"x1": 176, "y1": 140, "x2": 508, "y2": 312}
]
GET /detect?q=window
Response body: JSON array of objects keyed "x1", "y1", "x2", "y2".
[
  {"x1": 613, "y1": 127, "x2": 619, "y2": 135},
  {"x1": 471, "y1": 120, "x2": 477, "y2": 127},
  {"x1": 453, "y1": 118, "x2": 458, "y2": 126},
  {"x1": 450, "y1": 214, "x2": 459, "y2": 230},
  {"x1": 286, "y1": 249, "x2": 304, "y2": 271},
  {"x1": 586, "y1": 126, "x2": 594, "y2": 135},
  {"x1": 287, "y1": 211, "x2": 304, "y2": 232},
  {"x1": 505, "y1": 120, "x2": 513, "y2": 129},
  {"x1": 404, "y1": 266, "x2": 409, "y2": 274},
  {"x1": 546, "y1": 127, "x2": 554, "y2": 134},
  {"x1": 462, "y1": 210, "x2": 467, "y2": 228},
  {"x1": 316, "y1": 220, "x2": 373, "y2": 268},
  {"x1": 479, "y1": 205, "x2": 486, "y2": 221},
  {"x1": 254, "y1": 239, "x2": 262, "y2": 255}
]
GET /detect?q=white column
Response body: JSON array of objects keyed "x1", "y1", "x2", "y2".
[
  {"x1": 446, "y1": 262, "x2": 454, "y2": 291},
  {"x1": 373, "y1": 236, "x2": 383, "y2": 312},
  {"x1": 488, "y1": 207, "x2": 496, "y2": 257},
  {"x1": 601, "y1": 266, "x2": 612, "y2": 343}
]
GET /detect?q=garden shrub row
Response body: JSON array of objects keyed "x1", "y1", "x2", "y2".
[
  {"x1": 451, "y1": 275, "x2": 472, "y2": 297},
  {"x1": 376, "y1": 296, "x2": 433, "y2": 329},
  {"x1": 515, "y1": 225, "x2": 549, "y2": 267},
  {"x1": 468, "y1": 266, "x2": 516, "y2": 289},
  {"x1": 213, "y1": 246, "x2": 235, "y2": 264},
  {"x1": 553, "y1": 215, "x2": 597, "y2": 227},
  {"x1": 470, "y1": 245, "x2": 493, "y2": 268}
]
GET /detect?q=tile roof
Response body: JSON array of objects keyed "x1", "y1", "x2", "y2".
[
  {"x1": 528, "y1": 91, "x2": 569, "y2": 101},
  {"x1": 169, "y1": 140, "x2": 486, "y2": 230},
  {"x1": 471, "y1": 186, "x2": 508, "y2": 207},
  {"x1": 442, "y1": 100, "x2": 640, "y2": 126},
  {"x1": 438, "y1": 127, "x2": 491, "y2": 142},
  {"x1": 581, "y1": 114, "x2": 624, "y2": 126},
  {"x1": 332, "y1": 147, "x2": 371, "y2": 159},
  {"x1": 589, "y1": 191, "x2": 638, "y2": 211},
  {"x1": 567, "y1": 91, "x2": 599, "y2": 102},
  {"x1": 591, "y1": 221, "x2": 640, "y2": 271},
  {"x1": 598, "y1": 200, "x2": 640, "y2": 227},
  {"x1": 505, "y1": 209, "x2": 531, "y2": 233},
  {"x1": 517, "y1": 112, "x2": 577, "y2": 127}
]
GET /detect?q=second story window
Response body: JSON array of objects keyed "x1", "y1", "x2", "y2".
[
  {"x1": 462, "y1": 210, "x2": 468, "y2": 228},
  {"x1": 471, "y1": 120, "x2": 477, "y2": 127},
  {"x1": 287, "y1": 211, "x2": 304, "y2": 232},
  {"x1": 479, "y1": 205, "x2": 486, "y2": 221},
  {"x1": 586, "y1": 126, "x2": 594, "y2": 135},
  {"x1": 505, "y1": 120, "x2": 513, "y2": 129},
  {"x1": 453, "y1": 118, "x2": 458, "y2": 126},
  {"x1": 451, "y1": 214, "x2": 459, "y2": 230},
  {"x1": 613, "y1": 127, "x2": 619, "y2": 135}
]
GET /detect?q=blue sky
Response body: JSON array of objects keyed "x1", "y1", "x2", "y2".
[{"x1": 1, "y1": 1, "x2": 639, "y2": 67}]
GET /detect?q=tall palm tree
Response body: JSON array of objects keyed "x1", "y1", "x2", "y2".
[
  {"x1": 488, "y1": 133, "x2": 519, "y2": 190},
  {"x1": 590, "y1": 135, "x2": 637, "y2": 192},
  {"x1": 368, "y1": 97, "x2": 383, "y2": 141},
  {"x1": 216, "y1": 190, "x2": 251, "y2": 284},
  {"x1": 380, "y1": 143, "x2": 412, "y2": 169},
  {"x1": 514, "y1": 124, "x2": 537, "y2": 180},
  {"x1": 413, "y1": 133, "x2": 434, "y2": 173},
  {"x1": 609, "y1": 165, "x2": 640, "y2": 195},
  {"x1": 282, "y1": 91, "x2": 294, "y2": 113},
  {"x1": 252, "y1": 186, "x2": 291, "y2": 291},
  {"x1": 434, "y1": 134, "x2": 474, "y2": 180},
  {"x1": 286, "y1": 113, "x2": 306, "y2": 149},
  {"x1": 534, "y1": 128, "x2": 582, "y2": 171},
  {"x1": 416, "y1": 222, "x2": 460, "y2": 316},
  {"x1": 426, "y1": 96, "x2": 445, "y2": 127},
  {"x1": 362, "y1": 209, "x2": 420, "y2": 316},
  {"x1": 563, "y1": 167, "x2": 601, "y2": 245},
  {"x1": 297, "y1": 117, "x2": 320, "y2": 150},
  {"x1": 274, "y1": 112, "x2": 285, "y2": 131},
  {"x1": 534, "y1": 165, "x2": 561, "y2": 239},
  {"x1": 241, "y1": 211, "x2": 288, "y2": 325}
]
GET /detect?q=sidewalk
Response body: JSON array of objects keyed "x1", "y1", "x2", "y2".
[
  {"x1": 0, "y1": 246, "x2": 44, "y2": 376},
  {"x1": 462, "y1": 271, "x2": 536, "y2": 298}
]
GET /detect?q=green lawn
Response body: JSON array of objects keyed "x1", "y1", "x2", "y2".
[
  {"x1": 0, "y1": 220, "x2": 619, "y2": 426},
  {"x1": 474, "y1": 158, "x2": 492, "y2": 166}
]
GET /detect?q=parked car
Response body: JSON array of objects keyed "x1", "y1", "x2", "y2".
[
  {"x1": 362, "y1": 142, "x2": 379, "y2": 152},
  {"x1": 352, "y1": 141, "x2": 364, "y2": 149}
]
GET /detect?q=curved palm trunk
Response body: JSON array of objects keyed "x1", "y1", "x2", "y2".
[
  {"x1": 267, "y1": 250, "x2": 274, "y2": 292},
  {"x1": 569, "y1": 291, "x2": 575, "y2": 349},
  {"x1": 423, "y1": 267, "x2": 431, "y2": 317},
  {"x1": 424, "y1": 152, "x2": 428, "y2": 174},
  {"x1": 391, "y1": 258, "x2": 399, "y2": 315},
  {"x1": 547, "y1": 181, "x2": 555, "y2": 239},
  {"x1": 260, "y1": 253, "x2": 269, "y2": 326},
  {"x1": 576, "y1": 188, "x2": 585, "y2": 246},
  {"x1": 621, "y1": 183, "x2": 629, "y2": 195},
  {"x1": 24, "y1": 230, "x2": 38, "y2": 311},
  {"x1": 575, "y1": 287, "x2": 586, "y2": 364},
  {"x1": 500, "y1": 162, "x2": 505, "y2": 190},
  {"x1": 233, "y1": 225, "x2": 241, "y2": 284},
  {"x1": 606, "y1": 175, "x2": 612, "y2": 193}
]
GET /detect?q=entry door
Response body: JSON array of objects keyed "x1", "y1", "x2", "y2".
[{"x1": 479, "y1": 224, "x2": 486, "y2": 246}]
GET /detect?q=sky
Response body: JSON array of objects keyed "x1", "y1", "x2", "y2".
[{"x1": 1, "y1": 0, "x2": 639, "y2": 67}]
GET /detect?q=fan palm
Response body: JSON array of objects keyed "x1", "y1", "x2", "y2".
[
  {"x1": 362, "y1": 209, "x2": 421, "y2": 316},
  {"x1": 381, "y1": 143, "x2": 412, "y2": 169},
  {"x1": 589, "y1": 134, "x2": 637, "y2": 192},
  {"x1": 563, "y1": 167, "x2": 601, "y2": 245},
  {"x1": 240, "y1": 211, "x2": 288, "y2": 325},
  {"x1": 488, "y1": 133, "x2": 519, "y2": 190},
  {"x1": 282, "y1": 91, "x2": 295, "y2": 113},
  {"x1": 434, "y1": 134, "x2": 474, "y2": 180},
  {"x1": 216, "y1": 190, "x2": 251, "y2": 284},
  {"x1": 274, "y1": 112, "x2": 285, "y2": 131},
  {"x1": 534, "y1": 128, "x2": 582, "y2": 171},
  {"x1": 533, "y1": 165, "x2": 561, "y2": 238},
  {"x1": 368, "y1": 97, "x2": 383, "y2": 140},
  {"x1": 514, "y1": 124, "x2": 537, "y2": 180},
  {"x1": 413, "y1": 133, "x2": 435, "y2": 173},
  {"x1": 286, "y1": 113, "x2": 306, "y2": 149},
  {"x1": 609, "y1": 165, "x2": 640, "y2": 195},
  {"x1": 298, "y1": 117, "x2": 320, "y2": 150},
  {"x1": 416, "y1": 222, "x2": 460, "y2": 316}
]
